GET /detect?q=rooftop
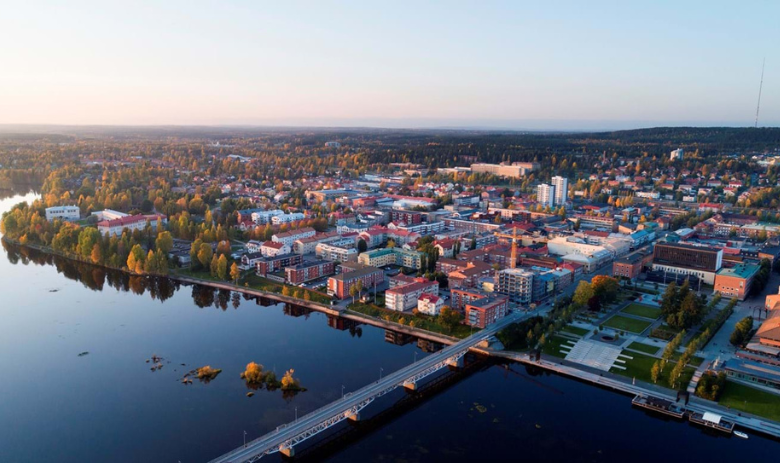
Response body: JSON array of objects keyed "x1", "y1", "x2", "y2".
[{"x1": 716, "y1": 263, "x2": 759, "y2": 279}]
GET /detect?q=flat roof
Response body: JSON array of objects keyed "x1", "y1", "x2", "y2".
[{"x1": 716, "y1": 263, "x2": 759, "y2": 279}]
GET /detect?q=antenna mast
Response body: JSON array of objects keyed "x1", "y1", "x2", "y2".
[{"x1": 755, "y1": 58, "x2": 765, "y2": 128}]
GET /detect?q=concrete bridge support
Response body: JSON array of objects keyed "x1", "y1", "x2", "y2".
[
  {"x1": 446, "y1": 356, "x2": 464, "y2": 369},
  {"x1": 346, "y1": 410, "x2": 361, "y2": 422},
  {"x1": 403, "y1": 380, "x2": 417, "y2": 391},
  {"x1": 280, "y1": 445, "x2": 295, "y2": 458}
]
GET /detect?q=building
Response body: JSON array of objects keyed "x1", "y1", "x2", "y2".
[
  {"x1": 91, "y1": 209, "x2": 129, "y2": 221},
  {"x1": 417, "y1": 294, "x2": 444, "y2": 316},
  {"x1": 670, "y1": 148, "x2": 684, "y2": 161},
  {"x1": 471, "y1": 162, "x2": 540, "y2": 178},
  {"x1": 316, "y1": 242, "x2": 358, "y2": 262},
  {"x1": 293, "y1": 231, "x2": 341, "y2": 255},
  {"x1": 357, "y1": 248, "x2": 423, "y2": 269},
  {"x1": 537, "y1": 183, "x2": 555, "y2": 208},
  {"x1": 45, "y1": 205, "x2": 80, "y2": 222},
  {"x1": 261, "y1": 241, "x2": 290, "y2": 257},
  {"x1": 714, "y1": 263, "x2": 759, "y2": 301},
  {"x1": 285, "y1": 260, "x2": 336, "y2": 285},
  {"x1": 255, "y1": 253, "x2": 303, "y2": 277},
  {"x1": 496, "y1": 268, "x2": 534, "y2": 304},
  {"x1": 327, "y1": 264, "x2": 384, "y2": 299},
  {"x1": 447, "y1": 261, "x2": 494, "y2": 289},
  {"x1": 272, "y1": 227, "x2": 316, "y2": 248},
  {"x1": 385, "y1": 279, "x2": 438, "y2": 312},
  {"x1": 97, "y1": 214, "x2": 166, "y2": 237},
  {"x1": 612, "y1": 252, "x2": 651, "y2": 280},
  {"x1": 723, "y1": 357, "x2": 780, "y2": 392},
  {"x1": 465, "y1": 296, "x2": 510, "y2": 328},
  {"x1": 250, "y1": 209, "x2": 284, "y2": 224},
  {"x1": 552, "y1": 176, "x2": 568, "y2": 206},
  {"x1": 651, "y1": 242, "x2": 723, "y2": 285},
  {"x1": 271, "y1": 212, "x2": 306, "y2": 225}
]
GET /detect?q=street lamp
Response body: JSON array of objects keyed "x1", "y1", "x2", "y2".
[
  {"x1": 380, "y1": 367, "x2": 384, "y2": 380},
  {"x1": 342, "y1": 384, "x2": 345, "y2": 399},
  {"x1": 295, "y1": 407, "x2": 298, "y2": 422},
  {"x1": 244, "y1": 430, "x2": 247, "y2": 448},
  {"x1": 414, "y1": 351, "x2": 418, "y2": 363}
]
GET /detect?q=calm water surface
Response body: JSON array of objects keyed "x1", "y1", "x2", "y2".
[{"x1": 0, "y1": 191, "x2": 776, "y2": 462}]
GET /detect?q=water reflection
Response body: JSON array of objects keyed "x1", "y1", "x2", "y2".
[{"x1": 1, "y1": 240, "x2": 440, "y2": 351}]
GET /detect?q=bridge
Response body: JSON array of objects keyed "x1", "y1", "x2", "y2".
[{"x1": 209, "y1": 312, "x2": 522, "y2": 462}]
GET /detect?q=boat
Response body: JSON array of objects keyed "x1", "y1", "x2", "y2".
[{"x1": 734, "y1": 430, "x2": 749, "y2": 439}]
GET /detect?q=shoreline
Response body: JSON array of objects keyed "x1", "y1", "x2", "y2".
[{"x1": 1, "y1": 237, "x2": 459, "y2": 345}]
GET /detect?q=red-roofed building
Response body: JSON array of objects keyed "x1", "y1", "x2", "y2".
[
  {"x1": 417, "y1": 293, "x2": 444, "y2": 316},
  {"x1": 97, "y1": 214, "x2": 166, "y2": 237}
]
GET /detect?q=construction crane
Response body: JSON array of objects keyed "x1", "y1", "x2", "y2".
[{"x1": 494, "y1": 227, "x2": 521, "y2": 269}]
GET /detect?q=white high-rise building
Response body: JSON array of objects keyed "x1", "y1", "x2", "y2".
[
  {"x1": 537, "y1": 183, "x2": 555, "y2": 208},
  {"x1": 551, "y1": 176, "x2": 568, "y2": 206},
  {"x1": 670, "y1": 148, "x2": 684, "y2": 161}
]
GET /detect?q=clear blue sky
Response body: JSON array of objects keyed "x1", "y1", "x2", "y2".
[{"x1": 0, "y1": 1, "x2": 777, "y2": 129}]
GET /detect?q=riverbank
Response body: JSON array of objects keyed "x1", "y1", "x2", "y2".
[
  {"x1": 484, "y1": 348, "x2": 780, "y2": 440},
  {"x1": 2, "y1": 237, "x2": 461, "y2": 345}
]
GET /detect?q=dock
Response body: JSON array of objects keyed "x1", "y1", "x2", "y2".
[
  {"x1": 631, "y1": 395, "x2": 685, "y2": 419},
  {"x1": 689, "y1": 411, "x2": 736, "y2": 433}
]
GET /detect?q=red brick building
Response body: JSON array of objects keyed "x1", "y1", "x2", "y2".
[
  {"x1": 327, "y1": 264, "x2": 384, "y2": 299},
  {"x1": 465, "y1": 296, "x2": 510, "y2": 328},
  {"x1": 256, "y1": 253, "x2": 303, "y2": 277},
  {"x1": 285, "y1": 260, "x2": 336, "y2": 284}
]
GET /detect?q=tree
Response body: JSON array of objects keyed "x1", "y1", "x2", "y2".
[
  {"x1": 90, "y1": 243, "x2": 103, "y2": 264},
  {"x1": 127, "y1": 244, "x2": 145, "y2": 274},
  {"x1": 439, "y1": 306, "x2": 462, "y2": 333},
  {"x1": 230, "y1": 262, "x2": 241, "y2": 284},
  {"x1": 280, "y1": 369, "x2": 300, "y2": 390},
  {"x1": 355, "y1": 279, "x2": 363, "y2": 300},
  {"x1": 349, "y1": 284, "x2": 359, "y2": 304},
  {"x1": 357, "y1": 238, "x2": 367, "y2": 253},
  {"x1": 198, "y1": 242, "x2": 213, "y2": 269},
  {"x1": 155, "y1": 231, "x2": 173, "y2": 254},
  {"x1": 572, "y1": 281, "x2": 594, "y2": 307},
  {"x1": 730, "y1": 316, "x2": 754, "y2": 346},
  {"x1": 217, "y1": 254, "x2": 228, "y2": 280},
  {"x1": 591, "y1": 275, "x2": 619, "y2": 303},
  {"x1": 651, "y1": 360, "x2": 662, "y2": 384}
]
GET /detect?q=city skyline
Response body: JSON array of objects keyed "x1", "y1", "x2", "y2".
[{"x1": 1, "y1": 1, "x2": 778, "y2": 129}]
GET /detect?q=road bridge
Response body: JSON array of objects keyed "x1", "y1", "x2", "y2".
[{"x1": 209, "y1": 313, "x2": 521, "y2": 462}]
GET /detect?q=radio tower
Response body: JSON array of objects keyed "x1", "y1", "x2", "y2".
[{"x1": 755, "y1": 58, "x2": 765, "y2": 128}]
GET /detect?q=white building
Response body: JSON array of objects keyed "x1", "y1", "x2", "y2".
[
  {"x1": 496, "y1": 268, "x2": 534, "y2": 304},
  {"x1": 316, "y1": 242, "x2": 358, "y2": 262},
  {"x1": 260, "y1": 241, "x2": 290, "y2": 257},
  {"x1": 91, "y1": 209, "x2": 129, "y2": 221},
  {"x1": 385, "y1": 280, "x2": 438, "y2": 312},
  {"x1": 551, "y1": 176, "x2": 568, "y2": 206},
  {"x1": 97, "y1": 214, "x2": 166, "y2": 237},
  {"x1": 271, "y1": 212, "x2": 305, "y2": 225},
  {"x1": 670, "y1": 148, "x2": 684, "y2": 161},
  {"x1": 251, "y1": 209, "x2": 284, "y2": 224},
  {"x1": 417, "y1": 294, "x2": 444, "y2": 316},
  {"x1": 537, "y1": 183, "x2": 555, "y2": 208},
  {"x1": 271, "y1": 227, "x2": 316, "y2": 248},
  {"x1": 45, "y1": 206, "x2": 80, "y2": 222}
]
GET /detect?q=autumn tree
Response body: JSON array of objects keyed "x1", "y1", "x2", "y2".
[
  {"x1": 217, "y1": 254, "x2": 228, "y2": 280},
  {"x1": 230, "y1": 262, "x2": 241, "y2": 284},
  {"x1": 155, "y1": 231, "x2": 173, "y2": 254}
]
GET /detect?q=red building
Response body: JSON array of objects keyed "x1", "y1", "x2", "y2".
[
  {"x1": 285, "y1": 260, "x2": 336, "y2": 284},
  {"x1": 327, "y1": 264, "x2": 384, "y2": 299},
  {"x1": 451, "y1": 288, "x2": 491, "y2": 311},
  {"x1": 465, "y1": 296, "x2": 510, "y2": 328},
  {"x1": 255, "y1": 253, "x2": 303, "y2": 277}
]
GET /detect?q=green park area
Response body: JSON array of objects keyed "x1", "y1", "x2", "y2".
[
  {"x1": 626, "y1": 341, "x2": 660, "y2": 355},
  {"x1": 610, "y1": 351, "x2": 695, "y2": 390},
  {"x1": 561, "y1": 325, "x2": 589, "y2": 337},
  {"x1": 603, "y1": 315, "x2": 652, "y2": 333},
  {"x1": 541, "y1": 335, "x2": 573, "y2": 358},
  {"x1": 621, "y1": 303, "x2": 661, "y2": 319},
  {"x1": 718, "y1": 381, "x2": 780, "y2": 422}
]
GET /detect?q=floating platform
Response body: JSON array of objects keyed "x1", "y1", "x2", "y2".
[
  {"x1": 688, "y1": 411, "x2": 735, "y2": 434},
  {"x1": 632, "y1": 395, "x2": 685, "y2": 419}
]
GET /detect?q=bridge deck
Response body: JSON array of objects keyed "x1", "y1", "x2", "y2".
[{"x1": 209, "y1": 313, "x2": 521, "y2": 463}]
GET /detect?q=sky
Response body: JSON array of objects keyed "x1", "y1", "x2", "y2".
[{"x1": 0, "y1": 1, "x2": 778, "y2": 130}]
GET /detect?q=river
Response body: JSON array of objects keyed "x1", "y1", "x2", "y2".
[{"x1": 0, "y1": 191, "x2": 776, "y2": 462}]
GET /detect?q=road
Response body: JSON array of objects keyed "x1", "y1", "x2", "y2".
[{"x1": 209, "y1": 311, "x2": 523, "y2": 463}]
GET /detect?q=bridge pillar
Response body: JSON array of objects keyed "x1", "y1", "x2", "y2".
[
  {"x1": 446, "y1": 356, "x2": 464, "y2": 369},
  {"x1": 346, "y1": 410, "x2": 361, "y2": 422},
  {"x1": 403, "y1": 380, "x2": 417, "y2": 391},
  {"x1": 280, "y1": 445, "x2": 295, "y2": 458}
]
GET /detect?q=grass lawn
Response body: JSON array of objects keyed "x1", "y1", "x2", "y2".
[
  {"x1": 348, "y1": 302, "x2": 475, "y2": 339},
  {"x1": 603, "y1": 315, "x2": 652, "y2": 333},
  {"x1": 649, "y1": 324, "x2": 681, "y2": 341},
  {"x1": 240, "y1": 273, "x2": 332, "y2": 305},
  {"x1": 610, "y1": 351, "x2": 695, "y2": 390},
  {"x1": 541, "y1": 335, "x2": 574, "y2": 358},
  {"x1": 561, "y1": 325, "x2": 589, "y2": 337},
  {"x1": 627, "y1": 342, "x2": 660, "y2": 355},
  {"x1": 621, "y1": 303, "x2": 661, "y2": 319},
  {"x1": 718, "y1": 381, "x2": 780, "y2": 422}
]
